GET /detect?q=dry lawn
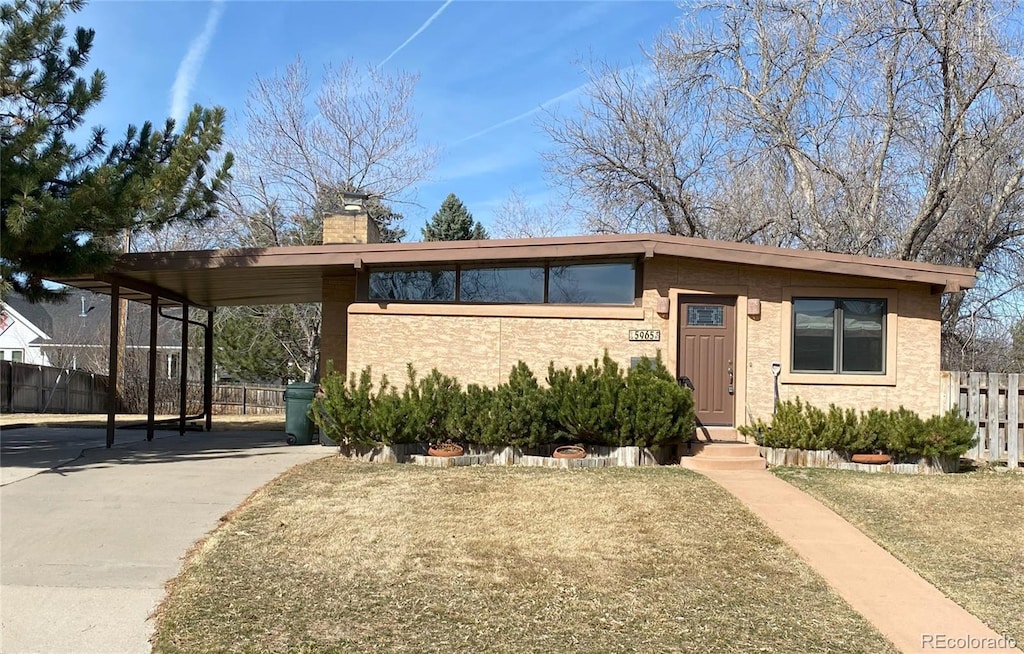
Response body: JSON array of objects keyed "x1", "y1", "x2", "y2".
[
  {"x1": 775, "y1": 468, "x2": 1024, "y2": 643},
  {"x1": 0, "y1": 412, "x2": 284, "y2": 431},
  {"x1": 152, "y1": 460, "x2": 895, "y2": 653}
]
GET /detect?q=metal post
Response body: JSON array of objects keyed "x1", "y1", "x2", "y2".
[
  {"x1": 106, "y1": 284, "x2": 120, "y2": 448},
  {"x1": 204, "y1": 309, "x2": 214, "y2": 432},
  {"x1": 147, "y1": 295, "x2": 159, "y2": 441},
  {"x1": 179, "y1": 301, "x2": 189, "y2": 435}
]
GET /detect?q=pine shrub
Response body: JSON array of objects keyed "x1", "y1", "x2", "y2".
[
  {"x1": 488, "y1": 362, "x2": 547, "y2": 448},
  {"x1": 546, "y1": 353, "x2": 624, "y2": 445},
  {"x1": 747, "y1": 399, "x2": 977, "y2": 459},
  {"x1": 616, "y1": 356, "x2": 695, "y2": 447}
]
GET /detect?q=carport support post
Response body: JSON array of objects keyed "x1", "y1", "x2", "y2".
[
  {"x1": 204, "y1": 309, "x2": 213, "y2": 431},
  {"x1": 147, "y1": 295, "x2": 159, "y2": 441},
  {"x1": 106, "y1": 283, "x2": 120, "y2": 448},
  {"x1": 179, "y1": 301, "x2": 189, "y2": 435}
]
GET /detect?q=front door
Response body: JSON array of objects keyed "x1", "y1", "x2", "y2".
[{"x1": 677, "y1": 296, "x2": 737, "y2": 426}]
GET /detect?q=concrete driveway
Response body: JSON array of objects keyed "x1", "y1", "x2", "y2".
[{"x1": 0, "y1": 428, "x2": 329, "y2": 654}]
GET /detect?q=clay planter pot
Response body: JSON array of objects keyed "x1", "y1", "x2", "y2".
[
  {"x1": 552, "y1": 445, "x2": 587, "y2": 460},
  {"x1": 428, "y1": 443, "x2": 464, "y2": 457},
  {"x1": 852, "y1": 453, "x2": 892, "y2": 465}
]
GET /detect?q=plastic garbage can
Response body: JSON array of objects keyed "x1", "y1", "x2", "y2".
[{"x1": 284, "y1": 382, "x2": 318, "y2": 445}]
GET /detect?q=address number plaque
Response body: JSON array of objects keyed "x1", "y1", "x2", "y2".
[{"x1": 628, "y1": 329, "x2": 661, "y2": 342}]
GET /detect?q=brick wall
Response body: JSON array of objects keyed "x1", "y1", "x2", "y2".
[
  {"x1": 337, "y1": 255, "x2": 944, "y2": 421},
  {"x1": 322, "y1": 212, "x2": 380, "y2": 245},
  {"x1": 320, "y1": 276, "x2": 357, "y2": 377}
]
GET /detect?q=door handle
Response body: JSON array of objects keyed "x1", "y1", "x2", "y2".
[{"x1": 727, "y1": 360, "x2": 734, "y2": 394}]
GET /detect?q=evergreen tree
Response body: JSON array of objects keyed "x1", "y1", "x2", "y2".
[
  {"x1": 421, "y1": 193, "x2": 487, "y2": 241},
  {"x1": 214, "y1": 306, "x2": 302, "y2": 384},
  {"x1": 0, "y1": 0, "x2": 232, "y2": 301}
]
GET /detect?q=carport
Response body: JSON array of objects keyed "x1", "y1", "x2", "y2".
[{"x1": 52, "y1": 246, "x2": 358, "y2": 447}]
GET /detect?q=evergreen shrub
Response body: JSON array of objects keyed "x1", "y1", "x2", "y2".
[
  {"x1": 312, "y1": 355, "x2": 696, "y2": 449},
  {"x1": 739, "y1": 399, "x2": 977, "y2": 459}
]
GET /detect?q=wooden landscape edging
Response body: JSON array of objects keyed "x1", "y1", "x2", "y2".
[
  {"x1": 759, "y1": 446, "x2": 959, "y2": 474},
  {"x1": 335, "y1": 443, "x2": 680, "y2": 467}
]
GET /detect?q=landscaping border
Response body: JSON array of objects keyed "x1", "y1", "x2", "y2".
[
  {"x1": 759, "y1": 446, "x2": 959, "y2": 474},
  {"x1": 336, "y1": 443, "x2": 682, "y2": 467}
]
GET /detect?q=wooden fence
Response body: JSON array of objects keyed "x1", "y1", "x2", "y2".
[
  {"x1": 1, "y1": 360, "x2": 109, "y2": 414},
  {"x1": 210, "y1": 384, "x2": 285, "y2": 415},
  {"x1": 2, "y1": 361, "x2": 285, "y2": 416},
  {"x1": 940, "y1": 371, "x2": 1022, "y2": 467}
]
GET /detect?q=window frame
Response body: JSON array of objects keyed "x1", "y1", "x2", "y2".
[
  {"x1": 791, "y1": 297, "x2": 887, "y2": 375},
  {"x1": 781, "y1": 287, "x2": 898, "y2": 387},
  {"x1": 362, "y1": 258, "x2": 641, "y2": 307}
]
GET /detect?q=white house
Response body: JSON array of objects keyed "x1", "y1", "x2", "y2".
[{"x1": 0, "y1": 299, "x2": 51, "y2": 365}]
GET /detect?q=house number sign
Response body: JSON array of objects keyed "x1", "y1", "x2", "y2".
[{"x1": 628, "y1": 329, "x2": 661, "y2": 341}]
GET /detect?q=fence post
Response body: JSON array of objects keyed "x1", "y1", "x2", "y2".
[
  {"x1": 1008, "y1": 374, "x2": 1020, "y2": 469},
  {"x1": 988, "y1": 374, "x2": 1002, "y2": 464}
]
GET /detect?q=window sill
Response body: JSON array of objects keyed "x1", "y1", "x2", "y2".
[
  {"x1": 781, "y1": 372, "x2": 896, "y2": 386},
  {"x1": 349, "y1": 302, "x2": 645, "y2": 320}
]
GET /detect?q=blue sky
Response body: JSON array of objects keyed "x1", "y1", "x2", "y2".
[{"x1": 74, "y1": 0, "x2": 683, "y2": 239}]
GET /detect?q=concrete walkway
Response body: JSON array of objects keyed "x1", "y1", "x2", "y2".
[
  {"x1": 702, "y1": 469, "x2": 1021, "y2": 654},
  {"x1": 1, "y1": 429, "x2": 328, "y2": 654}
]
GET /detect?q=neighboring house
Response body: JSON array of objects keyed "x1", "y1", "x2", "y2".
[
  {"x1": 0, "y1": 296, "x2": 52, "y2": 365},
  {"x1": 51, "y1": 203, "x2": 977, "y2": 431},
  {"x1": 2, "y1": 292, "x2": 185, "y2": 377}
]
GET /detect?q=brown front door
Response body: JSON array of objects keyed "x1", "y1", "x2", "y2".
[{"x1": 678, "y1": 296, "x2": 737, "y2": 426}]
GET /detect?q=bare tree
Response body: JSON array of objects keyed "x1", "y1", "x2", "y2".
[
  {"x1": 221, "y1": 57, "x2": 437, "y2": 244},
  {"x1": 545, "y1": 0, "x2": 1024, "y2": 357},
  {"x1": 492, "y1": 188, "x2": 575, "y2": 239},
  {"x1": 210, "y1": 58, "x2": 436, "y2": 382}
]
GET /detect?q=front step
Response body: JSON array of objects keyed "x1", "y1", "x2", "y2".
[
  {"x1": 697, "y1": 426, "x2": 746, "y2": 442},
  {"x1": 680, "y1": 442, "x2": 766, "y2": 471}
]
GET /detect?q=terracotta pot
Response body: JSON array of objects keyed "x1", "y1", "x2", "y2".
[
  {"x1": 852, "y1": 453, "x2": 892, "y2": 465},
  {"x1": 428, "y1": 443, "x2": 464, "y2": 457},
  {"x1": 552, "y1": 445, "x2": 587, "y2": 460}
]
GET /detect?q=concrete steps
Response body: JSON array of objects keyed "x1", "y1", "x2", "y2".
[
  {"x1": 680, "y1": 441, "x2": 766, "y2": 471},
  {"x1": 697, "y1": 426, "x2": 746, "y2": 442}
]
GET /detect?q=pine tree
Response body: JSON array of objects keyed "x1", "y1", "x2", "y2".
[
  {"x1": 0, "y1": 0, "x2": 233, "y2": 301},
  {"x1": 421, "y1": 193, "x2": 487, "y2": 241}
]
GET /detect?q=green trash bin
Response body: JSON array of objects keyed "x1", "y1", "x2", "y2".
[{"x1": 284, "y1": 382, "x2": 318, "y2": 445}]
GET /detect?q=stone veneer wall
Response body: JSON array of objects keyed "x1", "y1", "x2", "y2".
[{"x1": 341, "y1": 255, "x2": 943, "y2": 422}]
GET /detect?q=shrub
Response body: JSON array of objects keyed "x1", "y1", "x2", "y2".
[
  {"x1": 923, "y1": 411, "x2": 977, "y2": 458},
  {"x1": 370, "y1": 375, "x2": 413, "y2": 445},
  {"x1": 848, "y1": 407, "x2": 887, "y2": 454},
  {"x1": 822, "y1": 405, "x2": 858, "y2": 452},
  {"x1": 616, "y1": 356, "x2": 695, "y2": 447},
  {"x1": 488, "y1": 362, "x2": 547, "y2": 448},
  {"x1": 880, "y1": 406, "x2": 977, "y2": 459},
  {"x1": 745, "y1": 399, "x2": 978, "y2": 460},
  {"x1": 448, "y1": 384, "x2": 495, "y2": 445},
  {"x1": 309, "y1": 367, "x2": 375, "y2": 447},
  {"x1": 413, "y1": 368, "x2": 462, "y2": 446},
  {"x1": 546, "y1": 353, "x2": 624, "y2": 445}
]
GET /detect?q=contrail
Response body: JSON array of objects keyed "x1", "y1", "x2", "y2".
[
  {"x1": 170, "y1": 0, "x2": 226, "y2": 126},
  {"x1": 454, "y1": 82, "x2": 589, "y2": 145},
  {"x1": 379, "y1": 0, "x2": 454, "y2": 67}
]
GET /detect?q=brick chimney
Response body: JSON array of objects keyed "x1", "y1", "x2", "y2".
[{"x1": 322, "y1": 192, "x2": 381, "y2": 244}]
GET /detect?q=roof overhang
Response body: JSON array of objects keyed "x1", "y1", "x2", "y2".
[{"x1": 49, "y1": 233, "x2": 978, "y2": 308}]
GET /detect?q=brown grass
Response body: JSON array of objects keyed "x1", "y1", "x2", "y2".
[
  {"x1": 151, "y1": 460, "x2": 895, "y2": 653},
  {"x1": 774, "y1": 467, "x2": 1024, "y2": 643},
  {"x1": 0, "y1": 412, "x2": 284, "y2": 431}
]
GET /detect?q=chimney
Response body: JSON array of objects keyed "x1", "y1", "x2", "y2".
[{"x1": 322, "y1": 192, "x2": 381, "y2": 244}]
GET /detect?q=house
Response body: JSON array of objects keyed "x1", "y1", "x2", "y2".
[
  {"x1": 51, "y1": 200, "x2": 976, "y2": 440},
  {"x1": 0, "y1": 296, "x2": 52, "y2": 365},
  {"x1": 1, "y1": 292, "x2": 183, "y2": 376}
]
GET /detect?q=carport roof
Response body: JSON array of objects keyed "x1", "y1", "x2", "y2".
[{"x1": 50, "y1": 233, "x2": 978, "y2": 308}]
